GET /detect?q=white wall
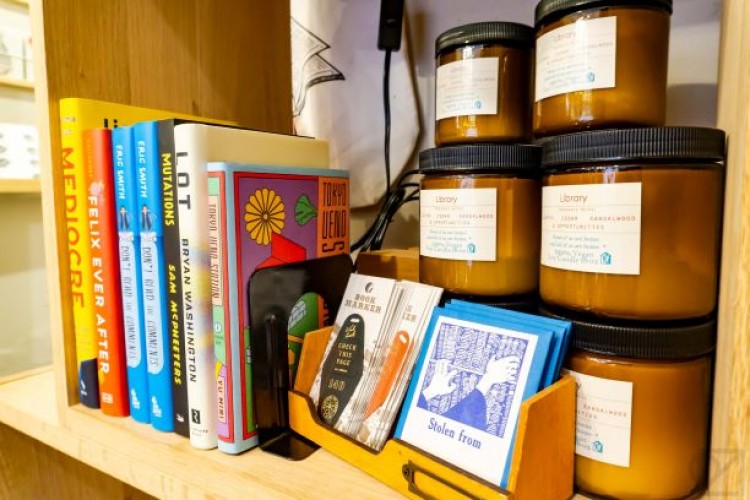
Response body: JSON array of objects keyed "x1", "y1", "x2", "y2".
[{"x1": 353, "y1": 0, "x2": 723, "y2": 248}]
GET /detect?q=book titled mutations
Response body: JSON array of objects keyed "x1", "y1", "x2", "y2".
[
  {"x1": 395, "y1": 301, "x2": 570, "y2": 487},
  {"x1": 310, "y1": 274, "x2": 442, "y2": 450}
]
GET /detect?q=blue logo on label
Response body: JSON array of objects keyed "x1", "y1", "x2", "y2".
[
  {"x1": 474, "y1": 100, "x2": 482, "y2": 110},
  {"x1": 467, "y1": 243, "x2": 477, "y2": 254},
  {"x1": 600, "y1": 251, "x2": 612, "y2": 265},
  {"x1": 593, "y1": 440, "x2": 604, "y2": 453},
  {"x1": 587, "y1": 71, "x2": 596, "y2": 83}
]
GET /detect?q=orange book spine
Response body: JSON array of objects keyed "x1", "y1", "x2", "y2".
[{"x1": 84, "y1": 129, "x2": 130, "y2": 416}]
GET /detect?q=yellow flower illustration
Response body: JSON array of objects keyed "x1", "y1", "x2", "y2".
[{"x1": 244, "y1": 188, "x2": 285, "y2": 245}]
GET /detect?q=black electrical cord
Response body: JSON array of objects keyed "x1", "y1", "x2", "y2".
[
  {"x1": 351, "y1": 171, "x2": 421, "y2": 252},
  {"x1": 369, "y1": 189, "x2": 419, "y2": 251},
  {"x1": 351, "y1": 48, "x2": 423, "y2": 253},
  {"x1": 383, "y1": 48, "x2": 392, "y2": 204},
  {"x1": 402, "y1": 190, "x2": 419, "y2": 204}
]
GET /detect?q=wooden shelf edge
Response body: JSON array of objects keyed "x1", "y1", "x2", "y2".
[
  {"x1": 0, "y1": 178, "x2": 42, "y2": 194},
  {"x1": 0, "y1": 369, "x2": 398, "y2": 499},
  {"x1": 0, "y1": 365, "x2": 53, "y2": 386},
  {"x1": 0, "y1": 75, "x2": 34, "y2": 91}
]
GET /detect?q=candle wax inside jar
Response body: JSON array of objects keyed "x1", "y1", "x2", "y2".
[
  {"x1": 540, "y1": 165, "x2": 722, "y2": 319},
  {"x1": 533, "y1": 6, "x2": 670, "y2": 137},
  {"x1": 420, "y1": 174, "x2": 539, "y2": 296},
  {"x1": 436, "y1": 44, "x2": 531, "y2": 145},
  {"x1": 569, "y1": 351, "x2": 711, "y2": 499}
]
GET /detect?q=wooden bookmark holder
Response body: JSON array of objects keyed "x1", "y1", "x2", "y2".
[{"x1": 288, "y1": 327, "x2": 576, "y2": 500}]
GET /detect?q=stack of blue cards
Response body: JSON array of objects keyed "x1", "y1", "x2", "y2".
[{"x1": 394, "y1": 300, "x2": 571, "y2": 488}]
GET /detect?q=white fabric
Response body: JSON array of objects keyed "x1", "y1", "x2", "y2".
[{"x1": 291, "y1": 0, "x2": 420, "y2": 208}]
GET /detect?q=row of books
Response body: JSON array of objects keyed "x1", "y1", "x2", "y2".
[{"x1": 61, "y1": 98, "x2": 349, "y2": 452}]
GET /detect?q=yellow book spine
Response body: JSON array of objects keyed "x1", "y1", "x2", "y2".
[{"x1": 60, "y1": 99, "x2": 100, "y2": 407}]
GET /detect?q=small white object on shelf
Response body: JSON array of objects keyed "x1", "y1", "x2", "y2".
[{"x1": 0, "y1": 122, "x2": 39, "y2": 179}]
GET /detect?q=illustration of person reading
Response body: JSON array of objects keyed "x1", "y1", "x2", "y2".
[
  {"x1": 118, "y1": 206, "x2": 130, "y2": 231},
  {"x1": 419, "y1": 356, "x2": 520, "y2": 433},
  {"x1": 141, "y1": 205, "x2": 153, "y2": 231}
]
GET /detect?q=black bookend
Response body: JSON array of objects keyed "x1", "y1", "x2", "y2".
[{"x1": 247, "y1": 254, "x2": 353, "y2": 460}]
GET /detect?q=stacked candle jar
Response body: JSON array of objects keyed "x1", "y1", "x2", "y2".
[
  {"x1": 419, "y1": 22, "x2": 543, "y2": 312},
  {"x1": 533, "y1": 0, "x2": 724, "y2": 499}
]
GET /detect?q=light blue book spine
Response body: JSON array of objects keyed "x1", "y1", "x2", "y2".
[
  {"x1": 112, "y1": 126, "x2": 150, "y2": 424},
  {"x1": 135, "y1": 121, "x2": 174, "y2": 432}
]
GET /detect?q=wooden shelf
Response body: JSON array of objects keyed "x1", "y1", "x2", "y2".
[
  {"x1": 0, "y1": 178, "x2": 41, "y2": 194},
  {"x1": 0, "y1": 75, "x2": 34, "y2": 91},
  {"x1": 15, "y1": 0, "x2": 748, "y2": 496},
  {"x1": 0, "y1": 367, "x2": 399, "y2": 499}
]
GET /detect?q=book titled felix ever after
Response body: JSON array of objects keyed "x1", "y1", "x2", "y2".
[
  {"x1": 395, "y1": 308, "x2": 551, "y2": 487},
  {"x1": 207, "y1": 162, "x2": 349, "y2": 454}
]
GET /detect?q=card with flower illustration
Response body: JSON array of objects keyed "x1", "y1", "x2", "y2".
[
  {"x1": 206, "y1": 161, "x2": 348, "y2": 454},
  {"x1": 395, "y1": 307, "x2": 552, "y2": 487}
]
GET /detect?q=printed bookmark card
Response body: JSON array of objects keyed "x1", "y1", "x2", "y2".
[
  {"x1": 357, "y1": 283, "x2": 442, "y2": 449},
  {"x1": 334, "y1": 282, "x2": 409, "y2": 436},
  {"x1": 310, "y1": 274, "x2": 396, "y2": 425},
  {"x1": 396, "y1": 308, "x2": 551, "y2": 486}
]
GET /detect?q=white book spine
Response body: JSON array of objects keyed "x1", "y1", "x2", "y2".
[{"x1": 174, "y1": 127, "x2": 217, "y2": 449}]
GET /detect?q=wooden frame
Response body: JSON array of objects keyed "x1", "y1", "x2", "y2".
[
  {"x1": 0, "y1": 75, "x2": 34, "y2": 91},
  {"x1": 290, "y1": 327, "x2": 575, "y2": 500},
  {"x1": 711, "y1": 0, "x2": 750, "y2": 497},
  {"x1": 0, "y1": 179, "x2": 41, "y2": 194},
  {"x1": 0, "y1": 0, "x2": 745, "y2": 497}
]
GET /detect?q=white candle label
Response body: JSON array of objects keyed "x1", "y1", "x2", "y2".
[
  {"x1": 420, "y1": 188, "x2": 497, "y2": 262},
  {"x1": 541, "y1": 183, "x2": 642, "y2": 275},
  {"x1": 435, "y1": 58, "x2": 499, "y2": 121},
  {"x1": 565, "y1": 369, "x2": 633, "y2": 467},
  {"x1": 535, "y1": 17, "x2": 617, "y2": 102}
]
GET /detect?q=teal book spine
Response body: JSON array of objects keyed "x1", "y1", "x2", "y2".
[
  {"x1": 112, "y1": 126, "x2": 150, "y2": 423},
  {"x1": 135, "y1": 121, "x2": 174, "y2": 432}
]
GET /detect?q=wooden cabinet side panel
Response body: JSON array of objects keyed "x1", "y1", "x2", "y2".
[
  {"x1": 0, "y1": 423, "x2": 154, "y2": 500},
  {"x1": 32, "y1": 0, "x2": 292, "y2": 408},
  {"x1": 713, "y1": 0, "x2": 750, "y2": 496}
]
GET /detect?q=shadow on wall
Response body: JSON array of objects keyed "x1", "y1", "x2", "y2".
[{"x1": 666, "y1": 84, "x2": 718, "y2": 127}]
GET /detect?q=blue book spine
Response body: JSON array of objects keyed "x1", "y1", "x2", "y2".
[
  {"x1": 135, "y1": 121, "x2": 174, "y2": 432},
  {"x1": 112, "y1": 126, "x2": 150, "y2": 424}
]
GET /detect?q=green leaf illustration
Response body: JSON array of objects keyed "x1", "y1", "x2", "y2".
[{"x1": 295, "y1": 194, "x2": 317, "y2": 226}]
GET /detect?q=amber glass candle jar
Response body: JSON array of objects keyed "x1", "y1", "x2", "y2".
[
  {"x1": 435, "y1": 22, "x2": 533, "y2": 145},
  {"x1": 419, "y1": 144, "x2": 541, "y2": 296},
  {"x1": 533, "y1": 0, "x2": 672, "y2": 137},
  {"x1": 541, "y1": 307, "x2": 714, "y2": 499},
  {"x1": 540, "y1": 127, "x2": 725, "y2": 320}
]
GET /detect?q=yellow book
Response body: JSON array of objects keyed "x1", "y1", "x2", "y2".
[{"x1": 59, "y1": 98, "x2": 231, "y2": 408}]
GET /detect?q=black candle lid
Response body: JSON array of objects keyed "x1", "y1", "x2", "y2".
[
  {"x1": 420, "y1": 144, "x2": 541, "y2": 175},
  {"x1": 441, "y1": 292, "x2": 539, "y2": 313},
  {"x1": 540, "y1": 127, "x2": 726, "y2": 168},
  {"x1": 535, "y1": 0, "x2": 673, "y2": 27},
  {"x1": 539, "y1": 305, "x2": 716, "y2": 360},
  {"x1": 435, "y1": 22, "x2": 534, "y2": 56}
]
